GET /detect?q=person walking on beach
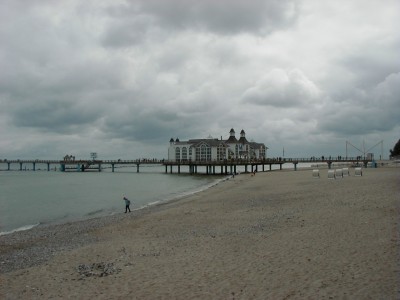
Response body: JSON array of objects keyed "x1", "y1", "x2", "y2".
[{"x1": 123, "y1": 196, "x2": 131, "y2": 213}]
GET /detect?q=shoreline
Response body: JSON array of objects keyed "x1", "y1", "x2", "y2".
[
  {"x1": 1, "y1": 167, "x2": 399, "y2": 299},
  {"x1": 0, "y1": 167, "x2": 314, "y2": 237},
  {"x1": 0, "y1": 173, "x2": 234, "y2": 272},
  {"x1": 0, "y1": 172, "x2": 228, "y2": 236}
]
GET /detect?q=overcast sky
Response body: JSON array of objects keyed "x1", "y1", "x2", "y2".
[{"x1": 0, "y1": 0, "x2": 399, "y2": 160}]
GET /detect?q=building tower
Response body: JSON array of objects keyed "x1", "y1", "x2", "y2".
[
  {"x1": 238, "y1": 129, "x2": 248, "y2": 144},
  {"x1": 226, "y1": 128, "x2": 237, "y2": 143}
]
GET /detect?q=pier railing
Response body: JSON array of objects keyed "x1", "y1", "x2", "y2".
[
  {"x1": 0, "y1": 157, "x2": 373, "y2": 173},
  {"x1": 163, "y1": 156, "x2": 368, "y2": 164},
  {"x1": 162, "y1": 156, "x2": 373, "y2": 174},
  {"x1": 0, "y1": 159, "x2": 166, "y2": 172}
]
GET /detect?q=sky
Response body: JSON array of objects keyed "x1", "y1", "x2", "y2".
[{"x1": 0, "y1": 0, "x2": 399, "y2": 160}]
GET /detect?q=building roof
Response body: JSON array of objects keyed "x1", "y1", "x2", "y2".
[
  {"x1": 191, "y1": 139, "x2": 227, "y2": 147},
  {"x1": 238, "y1": 136, "x2": 249, "y2": 144},
  {"x1": 173, "y1": 138, "x2": 228, "y2": 148},
  {"x1": 226, "y1": 136, "x2": 238, "y2": 143},
  {"x1": 249, "y1": 142, "x2": 268, "y2": 150}
]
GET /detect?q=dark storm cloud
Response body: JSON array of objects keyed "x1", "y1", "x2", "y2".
[
  {"x1": 1, "y1": 56, "x2": 127, "y2": 133},
  {"x1": 137, "y1": 0, "x2": 299, "y2": 34},
  {"x1": 101, "y1": 0, "x2": 299, "y2": 48},
  {"x1": 338, "y1": 40, "x2": 400, "y2": 88},
  {"x1": 10, "y1": 100, "x2": 101, "y2": 133},
  {"x1": 103, "y1": 109, "x2": 179, "y2": 141},
  {"x1": 101, "y1": 15, "x2": 152, "y2": 47},
  {"x1": 100, "y1": 81, "x2": 231, "y2": 144},
  {"x1": 318, "y1": 72, "x2": 400, "y2": 135},
  {"x1": 102, "y1": 107, "x2": 209, "y2": 144}
]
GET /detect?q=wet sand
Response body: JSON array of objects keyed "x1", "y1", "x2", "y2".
[{"x1": 1, "y1": 167, "x2": 399, "y2": 299}]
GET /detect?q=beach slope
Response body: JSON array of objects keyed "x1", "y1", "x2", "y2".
[{"x1": 1, "y1": 167, "x2": 399, "y2": 299}]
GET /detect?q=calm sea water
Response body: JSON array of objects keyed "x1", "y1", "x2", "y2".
[
  {"x1": 0, "y1": 162, "x2": 318, "y2": 235},
  {"x1": 0, "y1": 164, "x2": 226, "y2": 235}
]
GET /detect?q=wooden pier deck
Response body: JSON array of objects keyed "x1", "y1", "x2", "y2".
[
  {"x1": 0, "y1": 159, "x2": 163, "y2": 172},
  {"x1": 163, "y1": 157, "x2": 374, "y2": 175},
  {"x1": 0, "y1": 157, "x2": 375, "y2": 174}
]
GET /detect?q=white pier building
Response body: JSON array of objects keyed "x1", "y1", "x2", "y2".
[{"x1": 168, "y1": 129, "x2": 267, "y2": 162}]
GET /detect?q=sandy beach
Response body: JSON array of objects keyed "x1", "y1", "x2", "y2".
[{"x1": 1, "y1": 166, "x2": 399, "y2": 299}]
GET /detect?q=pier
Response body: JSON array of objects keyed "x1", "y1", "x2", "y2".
[
  {"x1": 163, "y1": 157, "x2": 375, "y2": 175},
  {"x1": 0, "y1": 159, "x2": 164, "y2": 173},
  {"x1": 0, "y1": 157, "x2": 376, "y2": 174}
]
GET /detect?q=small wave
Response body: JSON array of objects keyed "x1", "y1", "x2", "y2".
[
  {"x1": 120, "y1": 177, "x2": 229, "y2": 212},
  {"x1": 147, "y1": 200, "x2": 161, "y2": 206},
  {"x1": 156, "y1": 175, "x2": 231, "y2": 204},
  {"x1": 0, "y1": 223, "x2": 40, "y2": 236},
  {"x1": 180, "y1": 175, "x2": 229, "y2": 196},
  {"x1": 86, "y1": 209, "x2": 104, "y2": 216}
]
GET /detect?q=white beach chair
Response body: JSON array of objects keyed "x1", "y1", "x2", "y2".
[
  {"x1": 354, "y1": 167, "x2": 363, "y2": 176},
  {"x1": 335, "y1": 169, "x2": 343, "y2": 178},
  {"x1": 342, "y1": 167, "x2": 349, "y2": 176},
  {"x1": 312, "y1": 169, "x2": 320, "y2": 178},
  {"x1": 328, "y1": 169, "x2": 335, "y2": 179}
]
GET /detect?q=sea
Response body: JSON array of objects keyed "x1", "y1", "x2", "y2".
[
  {"x1": 0, "y1": 162, "x2": 315, "y2": 236},
  {"x1": 0, "y1": 164, "x2": 227, "y2": 236}
]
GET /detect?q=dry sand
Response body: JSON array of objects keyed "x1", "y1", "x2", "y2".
[{"x1": 1, "y1": 167, "x2": 399, "y2": 299}]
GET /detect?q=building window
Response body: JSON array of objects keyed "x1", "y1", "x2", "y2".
[
  {"x1": 250, "y1": 146, "x2": 256, "y2": 159},
  {"x1": 259, "y1": 146, "x2": 265, "y2": 158},
  {"x1": 217, "y1": 144, "x2": 226, "y2": 160},
  {"x1": 182, "y1": 147, "x2": 187, "y2": 161},
  {"x1": 175, "y1": 147, "x2": 180, "y2": 161},
  {"x1": 196, "y1": 144, "x2": 211, "y2": 161}
]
